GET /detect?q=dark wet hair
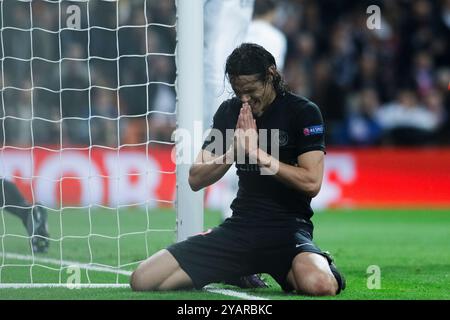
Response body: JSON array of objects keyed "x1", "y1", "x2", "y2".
[{"x1": 225, "y1": 43, "x2": 287, "y2": 94}]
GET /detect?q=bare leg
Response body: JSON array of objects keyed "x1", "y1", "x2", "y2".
[
  {"x1": 286, "y1": 252, "x2": 338, "y2": 296},
  {"x1": 130, "y1": 249, "x2": 194, "y2": 291}
]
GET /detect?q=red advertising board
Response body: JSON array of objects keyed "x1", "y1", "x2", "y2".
[
  {"x1": 314, "y1": 148, "x2": 450, "y2": 209},
  {"x1": 1, "y1": 147, "x2": 449, "y2": 209}
]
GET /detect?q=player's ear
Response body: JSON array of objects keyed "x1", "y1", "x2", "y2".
[{"x1": 267, "y1": 65, "x2": 276, "y2": 82}]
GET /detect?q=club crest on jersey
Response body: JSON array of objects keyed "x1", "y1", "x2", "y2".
[
  {"x1": 278, "y1": 130, "x2": 289, "y2": 146},
  {"x1": 303, "y1": 125, "x2": 324, "y2": 136}
]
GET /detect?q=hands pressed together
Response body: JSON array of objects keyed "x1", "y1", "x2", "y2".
[{"x1": 233, "y1": 103, "x2": 259, "y2": 162}]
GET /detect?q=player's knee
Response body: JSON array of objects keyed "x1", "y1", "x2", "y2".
[
  {"x1": 130, "y1": 269, "x2": 158, "y2": 291},
  {"x1": 304, "y1": 272, "x2": 337, "y2": 296},
  {"x1": 129, "y1": 270, "x2": 142, "y2": 291},
  {"x1": 292, "y1": 260, "x2": 337, "y2": 296}
]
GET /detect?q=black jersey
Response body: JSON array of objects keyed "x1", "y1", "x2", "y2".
[{"x1": 202, "y1": 91, "x2": 325, "y2": 221}]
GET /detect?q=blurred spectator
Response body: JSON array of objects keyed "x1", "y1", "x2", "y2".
[
  {"x1": 329, "y1": 21, "x2": 357, "y2": 89},
  {"x1": 310, "y1": 59, "x2": 346, "y2": 145},
  {"x1": 91, "y1": 89, "x2": 119, "y2": 147},
  {"x1": 413, "y1": 51, "x2": 435, "y2": 98},
  {"x1": 339, "y1": 88, "x2": 383, "y2": 146},
  {"x1": 423, "y1": 89, "x2": 446, "y2": 126},
  {"x1": 435, "y1": 68, "x2": 450, "y2": 143},
  {"x1": 2, "y1": 86, "x2": 32, "y2": 147},
  {"x1": 377, "y1": 89, "x2": 441, "y2": 146},
  {"x1": 293, "y1": 32, "x2": 316, "y2": 75},
  {"x1": 60, "y1": 43, "x2": 90, "y2": 146},
  {"x1": 147, "y1": 83, "x2": 176, "y2": 142},
  {"x1": 443, "y1": 0, "x2": 450, "y2": 29},
  {"x1": 352, "y1": 51, "x2": 388, "y2": 102}
]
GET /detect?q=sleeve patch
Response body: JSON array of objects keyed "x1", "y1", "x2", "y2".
[{"x1": 303, "y1": 125, "x2": 324, "y2": 136}]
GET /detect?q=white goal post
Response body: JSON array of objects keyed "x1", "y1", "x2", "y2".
[{"x1": 175, "y1": 0, "x2": 204, "y2": 242}]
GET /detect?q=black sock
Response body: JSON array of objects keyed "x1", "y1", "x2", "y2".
[{"x1": 0, "y1": 179, "x2": 31, "y2": 223}]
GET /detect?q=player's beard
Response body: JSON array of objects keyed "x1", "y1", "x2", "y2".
[
  {"x1": 250, "y1": 89, "x2": 276, "y2": 117},
  {"x1": 249, "y1": 100, "x2": 263, "y2": 116}
]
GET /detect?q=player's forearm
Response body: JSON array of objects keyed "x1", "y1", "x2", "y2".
[
  {"x1": 188, "y1": 150, "x2": 234, "y2": 191},
  {"x1": 252, "y1": 149, "x2": 322, "y2": 197}
]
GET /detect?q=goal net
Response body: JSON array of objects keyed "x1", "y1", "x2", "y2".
[{"x1": 0, "y1": 0, "x2": 202, "y2": 287}]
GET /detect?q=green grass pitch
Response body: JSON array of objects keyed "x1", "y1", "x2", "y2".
[{"x1": 0, "y1": 207, "x2": 449, "y2": 300}]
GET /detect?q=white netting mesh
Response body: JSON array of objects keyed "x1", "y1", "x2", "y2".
[{"x1": 0, "y1": 0, "x2": 177, "y2": 285}]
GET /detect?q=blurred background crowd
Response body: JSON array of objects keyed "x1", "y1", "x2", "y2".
[{"x1": 0, "y1": 0, "x2": 449, "y2": 149}]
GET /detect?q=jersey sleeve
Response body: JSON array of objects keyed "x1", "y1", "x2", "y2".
[
  {"x1": 293, "y1": 102, "x2": 326, "y2": 156},
  {"x1": 201, "y1": 101, "x2": 232, "y2": 155}
]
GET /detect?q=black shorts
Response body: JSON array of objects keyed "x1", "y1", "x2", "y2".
[{"x1": 166, "y1": 215, "x2": 330, "y2": 291}]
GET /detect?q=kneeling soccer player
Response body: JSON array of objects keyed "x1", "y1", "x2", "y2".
[{"x1": 130, "y1": 43, "x2": 345, "y2": 296}]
